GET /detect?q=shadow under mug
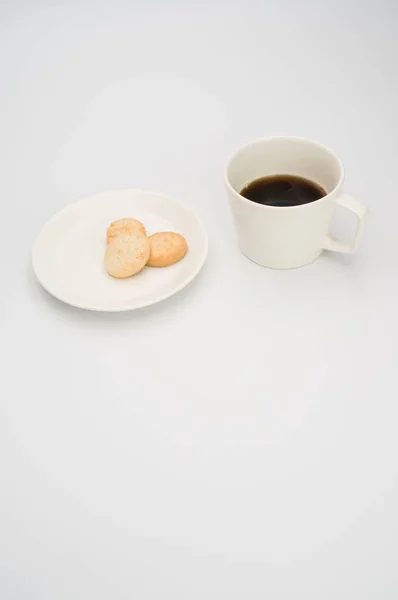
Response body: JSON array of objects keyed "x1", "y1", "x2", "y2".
[{"x1": 225, "y1": 137, "x2": 367, "y2": 269}]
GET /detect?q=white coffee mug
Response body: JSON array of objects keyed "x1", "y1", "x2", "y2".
[{"x1": 225, "y1": 137, "x2": 367, "y2": 269}]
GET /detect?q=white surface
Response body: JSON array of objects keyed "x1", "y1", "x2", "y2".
[
  {"x1": 32, "y1": 189, "x2": 207, "y2": 310},
  {"x1": 225, "y1": 136, "x2": 367, "y2": 268},
  {"x1": 1, "y1": 1, "x2": 398, "y2": 598}
]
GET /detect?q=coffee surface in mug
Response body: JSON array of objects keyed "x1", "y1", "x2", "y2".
[{"x1": 240, "y1": 175, "x2": 326, "y2": 207}]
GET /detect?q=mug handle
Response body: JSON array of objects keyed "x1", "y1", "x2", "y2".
[{"x1": 323, "y1": 193, "x2": 367, "y2": 253}]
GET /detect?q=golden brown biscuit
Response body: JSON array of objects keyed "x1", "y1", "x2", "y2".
[
  {"x1": 106, "y1": 218, "x2": 146, "y2": 245},
  {"x1": 104, "y1": 233, "x2": 150, "y2": 278},
  {"x1": 147, "y1": 232, "x2": 188, "y2": 267}
]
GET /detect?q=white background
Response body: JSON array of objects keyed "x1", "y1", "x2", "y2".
[{"x1": 1, "y1": 0, "x2": 398, "y2": 598}]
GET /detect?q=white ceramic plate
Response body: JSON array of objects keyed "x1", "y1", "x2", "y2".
[{"x1": 32, "y1": 189, "x2": 208, "y2": 311}]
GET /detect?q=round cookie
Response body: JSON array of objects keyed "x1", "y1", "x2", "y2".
[
  {"x1": 147, "y1": 232, "x2": 188, "y2": 267},
  {"x1": 106, "y1": 218, "x2": 146, "y2": 245},
  {"x1": 104, "y1": 233, "x2": 150, "y2": 278}
]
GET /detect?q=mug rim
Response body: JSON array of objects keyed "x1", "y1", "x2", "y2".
[{"x1": 224, "y1": 136, "x2": 345, "y2": 210}]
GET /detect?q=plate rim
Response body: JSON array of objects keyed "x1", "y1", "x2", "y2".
[{"x1": 32, "y1": 189, "x2": 208, "y2": 312}]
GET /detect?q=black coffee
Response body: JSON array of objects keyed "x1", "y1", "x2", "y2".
[{"x1": 240, "y1": 175, "x2": 326, "y2": 207}]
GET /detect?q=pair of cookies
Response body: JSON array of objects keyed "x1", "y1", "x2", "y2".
[{"x1": 104, "y1": 218, "x2": 188, "y2": 279}]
